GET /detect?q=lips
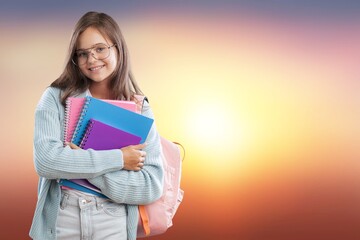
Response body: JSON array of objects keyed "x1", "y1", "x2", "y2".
[{"x1": 88, "y1": 65, "x2": 105, "y2": 71}]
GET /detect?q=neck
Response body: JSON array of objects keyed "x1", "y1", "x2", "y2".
[{"x1": 89, "y1": 82, "x2": 111, "y2": 99}]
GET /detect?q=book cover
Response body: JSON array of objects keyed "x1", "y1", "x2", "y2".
[
  {"x1": 71, "y1": 96, "x2": 153, "y2": 146},
  {"x1": 80, "y1": 119, "x2": 142, "y2": 150}
]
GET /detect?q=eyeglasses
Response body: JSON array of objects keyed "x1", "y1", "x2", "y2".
[{"x1": 72, "y1": 43, "x2": 116, "y2": 66}]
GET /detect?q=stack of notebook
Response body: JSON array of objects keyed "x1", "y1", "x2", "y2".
[
  {"x1": 59, "y1": 96, "x2": 154, "y2": 197},
  {"x1": 63, "y1": 97, "x2": 140, "y2": 143}
]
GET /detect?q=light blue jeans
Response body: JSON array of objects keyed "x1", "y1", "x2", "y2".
[{"x1": 56, "y1": 189, "x2": 127, "y2": 240}]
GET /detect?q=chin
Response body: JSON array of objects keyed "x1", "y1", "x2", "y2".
[
  {"x1": 90, "y1": 76, "x2": 111, "y2": 83},
  {"x1": 91, "y1": 78, "x2": 105, "y2": 83}
]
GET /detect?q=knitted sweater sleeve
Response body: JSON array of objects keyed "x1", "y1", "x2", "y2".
[
  {"x1": 88, "y1": 101, "x2": 164, "y2": 205},
  {"x1": 33, "y1": 87, "x2": 124, "y2": 179}
]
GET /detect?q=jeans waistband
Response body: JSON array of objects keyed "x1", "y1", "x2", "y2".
[{"x1": 60, "y1": 189, "x2": 111, "y2": 209}]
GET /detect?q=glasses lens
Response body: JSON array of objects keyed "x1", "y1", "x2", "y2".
[
  {"x1": 94, "y1": 44, "x2": 110, "y2": 60},
  {"x1": 75, "y1": 51, "x2": 88, "y2": 65},
  {"x1": 74, "y1": 44, "x2": 110, "y2": 66}
]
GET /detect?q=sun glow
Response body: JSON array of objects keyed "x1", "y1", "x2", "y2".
[{"x1": 185, "y1": 99, "x2": 245, "y2": 154}]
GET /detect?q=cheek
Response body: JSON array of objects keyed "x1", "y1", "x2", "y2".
[
  {"x1": 107, "y1": 56, "x2": 118, "y2": 70},
  {"x1": 111, "y1": 50, "x2": 119, "y2": 66},
  {"x1": 79, "y1": 66, "x2": 88, "y2": 75}
]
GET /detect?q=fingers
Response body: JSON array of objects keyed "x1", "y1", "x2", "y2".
[
  {"x1": 120, "y1": 144, "x2": 147, "y2": 171},
  {"x1": 135, "y1": 156, "x2": 146, "y2": 170},
  {"x1": 139, "y1": 150, "x2": 146, "y2": 158},
  {"x1": 138, "y1": 156, "x2": 145, "y2": 165},
  {"x1": 130, "y1": 160, "x2": 144, "y2": 172},
  {"x1": 138, "y1": 151, "x2": 146, "y2": 169}
]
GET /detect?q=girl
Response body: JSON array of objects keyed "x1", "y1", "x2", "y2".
[{"x1": 30, "y1": 11, "x2": 163, "y2": 240}]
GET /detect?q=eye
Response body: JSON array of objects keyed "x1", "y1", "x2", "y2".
[
  {"x1": 77, "y1": 51, "x2": 88, "y2": 58},
  {"x1": 95, "y1": 46, "x2": 106, "y2": 53}
]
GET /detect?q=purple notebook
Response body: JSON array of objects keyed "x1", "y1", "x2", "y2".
[{"x1": 79, "y1": 119, "x2": 142, "y2": 150}]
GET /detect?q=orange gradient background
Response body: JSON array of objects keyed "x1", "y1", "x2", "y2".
[{"x1": 1, "y1": 2, "x2": 360, "y2": 240}]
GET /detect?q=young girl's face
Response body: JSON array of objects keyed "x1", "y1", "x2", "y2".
[{"x1": 76, "y1": 27, "x2": 118, "y2": 83}]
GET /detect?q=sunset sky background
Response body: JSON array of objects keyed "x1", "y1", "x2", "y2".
[{"x1": 1, "y1": 1, "x2": 360, "y2": 239}]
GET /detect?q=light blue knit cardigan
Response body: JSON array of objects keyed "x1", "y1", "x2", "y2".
[{"x1": 29, "y1": 87, "x2": 163, "y2": 240}]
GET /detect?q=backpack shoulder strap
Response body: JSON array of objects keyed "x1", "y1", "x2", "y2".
[
  {"x1": 132, "y1": 94, "x2": 148, "y2": 113},
  {"x1": 173, "y1": 142, "x2": 185, "y2": 161}
]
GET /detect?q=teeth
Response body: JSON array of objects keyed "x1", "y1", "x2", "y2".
[{"x1": 90, "y1": 66, "x2": 103, "y2": 71}]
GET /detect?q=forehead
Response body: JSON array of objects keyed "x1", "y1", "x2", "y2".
[{"x1": 77, "y1": 27, "x2": 110, "y2": 49}]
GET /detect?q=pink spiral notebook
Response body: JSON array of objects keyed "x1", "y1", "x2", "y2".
[{"x1": 64, "y1": 97, "x2": 138, "y2": 143}]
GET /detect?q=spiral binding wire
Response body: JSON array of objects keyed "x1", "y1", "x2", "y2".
[
  {"x1": 79, "y1": 119, "x2": 95, "y2": 149},
  {"x1": 71, "y1": 96, "x2": 92, "y2": 145},
  {"x1": 63, "y1": 98, "x2": 72, "y2": 145}
]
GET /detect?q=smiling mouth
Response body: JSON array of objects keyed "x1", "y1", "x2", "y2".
[{"x1": 89, "y1": 65, "x2": 105, "y2": 71}]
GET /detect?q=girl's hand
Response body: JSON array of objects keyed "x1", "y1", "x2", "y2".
[
  {"x1": 121, "y1": 144, "x2": 146, "y2": 171},
  {"x1": 65, "y1": 142, "x2": 146, "y2": 171},
  {"x1": 65, "y1": 142, "x2": 80, "y2": 150}
]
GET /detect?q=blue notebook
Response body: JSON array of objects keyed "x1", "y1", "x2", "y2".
[{"x1": 71, "y1": 96, "x2": 154, "y2": 146}]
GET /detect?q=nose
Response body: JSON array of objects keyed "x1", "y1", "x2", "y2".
[{"x1": 87, "y1": 52, "x2": 97, "y2": 63}]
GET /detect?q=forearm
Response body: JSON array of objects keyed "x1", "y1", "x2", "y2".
[
  {"x1": 89, "y1": 163, "x2": 163, "y2": 205},
  {"x1": 34, "y1": 109, "x2": 124, "y2": 179},
  {"x1": 88, "y1": 121, "x2": 164, "y2": 204}
]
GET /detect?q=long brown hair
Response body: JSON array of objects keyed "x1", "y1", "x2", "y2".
[{"x1": 51, "y1": 11, "x2": 143, "y2": 106}]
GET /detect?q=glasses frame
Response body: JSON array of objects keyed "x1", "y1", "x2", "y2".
[{"x1": 71, "y1": 43, "x2": 117, "y2": 66}]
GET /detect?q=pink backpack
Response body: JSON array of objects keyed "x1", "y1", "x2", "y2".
[
  {"x1": 135, "y1": 96, "x2": 185, "y2": 237},
  {"x1": 137, "y1": 138, "x2": 184, "y2": 237}
]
